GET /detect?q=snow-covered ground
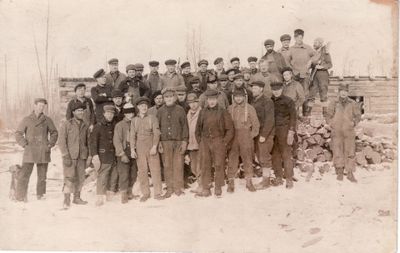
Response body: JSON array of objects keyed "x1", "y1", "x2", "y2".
[{"x1": 0, "y1": 146, "x2": 397, "y2": 252}]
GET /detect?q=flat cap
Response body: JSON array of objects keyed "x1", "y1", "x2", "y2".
[
  {"x1": 232, "y1": 88, "x2": 246, "y2": 97},
  {"x1": 281, "y1": 66, "x2": 293, "y2": 74},
  {"x1": 189, "y1": 76, "x2": 200, "y2": 84},
  {"x1": 165, "y1": 59, "x2": 177, "y2": 65},
  {"x1": 270, "y1": 81, "x2": 283, "y2": 90},
  {"x1": 230, "y1": 57, "x2": 240, "y2": 63},
  {"x1": 264, "y1": 39, "x2": 275, "y2": 46},
  {"x1": 233, "y1": 73, "x2": 244, "y2": 80},
  {"x1": 151, "y1": 90, "x2": 162, "y2": 100},
  {"x1": 247, "y1": 56, "x2": 258, "y2": 63},
  {"x1": 74, "y1": 83, "x2": 86, "y2": 92},
  {"x1": 280, "y1": 34, "x2": 291, "y2": 41},
  {"x1": 103, "y1": 104, "x2": 115, "y2": 113},
  {"x1": 294, "y1": 29, "x2": 304, "y2": 36},
  {"x1": 198, "y1": 59, "x2": 209, "y2": 67},
  {"x1": 93, "y1": 68, "x2": 106, "y2": 78},
  {"x1": 149, "y1": 61, "x2": 159, "y2": 67},
  {"x1": 225, "y1": 68, "x2": 240, "y2": 75},
  {"x1": 135, "y1": 97, "x2": 151, "y2": 106},
  {"x1": 108, "y1": 58, "x2": 118, "y2": 64},
  {"x1": 242, "y1": 68, "x2": 251, "y2": 74},
  {"x1": 175, "y1": 85, "x2": 187, "y2": 93},
  {"x1": 34, "y1": 98, "x2": 47, "y2": 105},
  {"x1": 338, "y1": 83, "x2": 349, "y2": 92},
  {"x1": 134, "y1": 63, "x2": 144, "y2": 70},
  {"x1": 180, "y1": 61, "x2": 191, "y2": 69},
  {"x1": 122, "y1": 103, "x2": 135, "y2": 114},
  {"x1": 111, "y1": 89, "x2": 124, "y2": 98},
  {"x1": 204, "y1": 89, "x2": 219, "y2": 97},
  {"x1": 219, "y1": 74, "x2": 228, "y2": 81},
  {"x1": 213, "y1": 57, "x2": 223, "y2": 65},
  {"x1": 71, "y1": 103, "x2": 86, "y2": 112},
  {"x1": 207, "y1": 74, "x2": 217, "y2": 83},
  {"x1": 186, "y1": 93, "x2": 199, "y2": 103},
  {"x1": 126, "y1": 64, "x2": 136, "y2": 72},
  {"x1": 161, "y1": 87, "x2": 176, "y2": 95},
  {"x1": 249, "y1": 81, "x2": 265, "y2": 88}
]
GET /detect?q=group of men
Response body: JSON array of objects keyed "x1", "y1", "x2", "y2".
[{"x1": 14, "y1": 28, "x2": 361, "y2": 209}]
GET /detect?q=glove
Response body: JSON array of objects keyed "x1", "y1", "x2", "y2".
[
  {"x1": 179, "y1": 141, "x2": 187, "y2": 155},
  {"x1": 259, "y1": 136, "x2": 266, "y2": 143},
  {"x1": 158, "y1": 143, "x2": 164, "y2": 154},
  {"x1": 121, "y1": 154, "x2": 130, "y2": 163},
  {"x1": 86, "y1": 156, "x2": 93, "y2": 168},
  {"x1": 62, "y1": 154, "x2": 72, "y2": 167},
  {"x1": 287, "y1": 130, "x2": 295, "y2": 146},
  {"x1": 149, "y1": 145, "x2": 158, "y2": 156}
]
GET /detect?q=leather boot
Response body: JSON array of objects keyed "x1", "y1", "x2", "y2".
[
  {"x1": 95, "y1": 195, "x2": 104, "y2": 207},
  {"x1": 195, "y1": 189, "x2": 211, "y2": 197},
  {"x1": 272, "y1": 177, "x2": 284, "y2": 186},
  {"x1": 227, "y1": 179, "x2": 235, "y2": 193},
  {"x1": 347, "y1": 171, "x2": 357, "y2": 183},
  {"x1": 255, "y1": 177, "x2": 270, "y2": 190},
  {"x1": 73, "y1": 192, "x2": 88, "y2": 205},
  {"x1": 140, "y1": 195, "x2": 150, "y2": 202},
  {"x1": 127, "y1": 187, "x2": 139, "y2": 200},
  {"x1": 63, "y1": 193, "x2": 71, "y2": 209},
  {"x1": 286, "y1": 179, "x2": 294, "y2": 189},
  {"x1": 336, "y1": 167, "x2": 344, "y2": 181},
  {"x1": 162, "y1": 190, "x2": 173, "y2": 199},
  {"x1": 246, "y1": 178, "x2": 256, "y2": 192},
  {"x1": 121, "y1": 190, "x2": 128, "y2": 204},
  {"x1": 214, "y1": 187, "x2": 222, "y2": 197}
]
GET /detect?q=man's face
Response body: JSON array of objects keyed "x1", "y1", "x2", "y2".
[
  {"x1": 216, "y1": 62, "x2": 224, "y2": 70},
  {"x1": 282, "y1": 40, "x2": 291, "y2": 48},
  {"x1": 220, "y1": 80, "x2": 228, "y2": 88},
  {"x1": 339, "y1": 90, "x2": 349, "y2": 98},
  {"x1": 176, "y1": 92, "x2": 187, "y2": 102},
  {"x1": 34, "y1": 102, "x2": 46, "y2": 114},
  {"x1": 76, "y1": 87, "x2": 86, "y2": 98},
  {"x1": 207, "y1": 97, "x2": 218, "y2": 108},
  {"x1": 233, "y1": 95, "x2": 245, "y2": 104},
  {"x1": 113, "y1": 97, "x2": 123, "y2": 106},
  {"x1": 125, "y1": 112, "x2": 134, "y2": 120},
  {"x1": 259, "y1": 62, "x2": 269, "y2": 73},
  {"x1": 313, "y1": 40, "x2": 322, "y2": 50},
  {"x1": 104, "y1": 111, "x2": 115, "y2": 122},
  {"x1": 199, "y1": 64, "x2": 207, "y2": 72},
  {"x1": 163, "y1": 93, "x2": 176, "y2": 105},
  {"x1": 234, "y1": 78, "x2": 244, "y2": 88},
  {"x1": 73, "y1": 108, "x2": 85, "y2": 120},
  {"x1": 283, "y1": 71, "x2": 292, "y2": 82},
  {"x1": 244, "y1": 73, "x2": 251, "y2": 81},
  {"x1": 231, "y1": 61, "x2": 240, "y2": 69},
  {"x1": 109, "y1": 63, "x2": 118, "y2": 72},
  {"x1": 227, "y1": 72, "x2": 235, "y2": 81},
  {"x1": 249, "y1": 62, "x2": 257, "y2": 70},
  {"x1": 272, "y1": 88, "x2": 283, "y2": 97},
  {"x1": 97, "y1": 76, "x2": 106, "y2": 85},
  {"x1": 150, "y1": 66, "x2": 159, "y2": 73},
  {"x1": 182, "y1": 66, "x2": 191, "y2": 74},
  {"x1": 127, "y1": 70, "x2": 135, "y2": 78},
  {"x1": 135, "y1": 70, "x2": 143, "y2": 77},
  {"x1": 207, "y1": 82, "x2": 218, "y2": 90},
  {"x1": 137, "y1": 103, "x2": 148, "y2": 114},
  {"x1": 188, "y1": 101, "x2": 199, "y2": 111},
  {"x1": 154, "y1": 95, "x2": 164, "y2": 106},
  {"x1": 265, "y1": 45, "x2": 274, "y2": 53},
  {"x1": 251, "y1": 86, "x2": 263, "y2": 97},
  {"x1": 192, "y1": 82, "x2": 200, "y2": 91},
  {"x1": 167, "y1": 65, "x2": 176, "y2": 72},
  {"x1": 294, "y1": 35, "x2": 303, "y2": 44}
]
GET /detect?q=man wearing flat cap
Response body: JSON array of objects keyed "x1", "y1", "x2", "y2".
[
  {"x1": 195, "y1": 89, "x2": 234, "y2": 198},
  {"x1": 144, "y1": 61, "x2": 163, "y2": 93},
  {"x1": 227, "y1": 87, "x2": 260, "y2": 193},
  {"x1": 66, "y1": 83, "x2": 95, "y2": 131},
  {"x1": 198, "y1": 74, "x2": 229, "y2": 110},
  {"x1": 270, "y1": 82, "x2": 297, "y2": 189},
  {"x1": 157, "y1": 87, "x2": 189, "y2": 198},
  {"x1": 261, "y1": 39, "x2": 287, "y2": 80},
  {"x1": 118, "y1": 64, "x2": 150, "y2": 105},
  {"x1": 227, "y1": 73, "x2": 253, "y2": 105},
  {"x1": 230, "y1": 57, "x2": 241, "y2": 71},
  {"x1": 187, "y1": 76, "x2": 202, "y2": 97},
  {"x1": 113, "y1": 103, "x2": 139, "y2": 203},
  {"x1": 134, "y1": 63, "x2": 145, "y2": 82},
  {"x1": 247, "y1": 56, "x2": 259, "y2": 76},
  {"x1": 91, "y1": 68, "x2": 114, "y2": 122},
  {"x1": 218, "y1": 74, "x2": 231, "y2": 98},
  {"x1": 249, "y1": 80, "x2": 275, "y2": 190},
  {"x1": 196, "y1": 59, "x2": 213, "y2": 92},
  {"x1": 59, "y1": 102, "x2": 90, "y2": 209},
  {"x1": 213, "y1": 57, "x2": 226, "y2": 78},
  {"x1": 175, "y1": 85, "x2": 190, "y2": 113},
  {"x1": 180, "y1": 61, "x2": 194, "y2": 90},
  {"x1": 281, "y1": 67, "x2": 305, "y2": 114},
  {"x1": 105, "y1": 58, "x2": 126, "y2": 90},
  {"x1": 89, "y1": 104, "x2": 117, "y2": 206},
  {"x1": 148, "y1": 90, "x2": 164, "y2": 116},
  {"x1": 249, "y1": 59, "x2": 275, "y2": 99},
  {"x1": 326, "y1": 84, "x2": 361, "y2": 183},
  {"x1": 111, "y1": 89, "x2": 126, "y2": 123},
  {"x1": 278, "y1": 34, "x2": 292, "y2": 66},
  {"x1": 225, "y1": 68, "x2": 240, "y2": 87},
  {"x1": 161, "y1": 59, "x2": 185, "y2": 89},
  {"x1": 15, "y1": 98, "x2": 58, "y2": 202}
]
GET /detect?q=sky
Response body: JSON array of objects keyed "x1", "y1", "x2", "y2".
[{"x1": 0, "y1": 0, "x2": 397, "y2": 100}]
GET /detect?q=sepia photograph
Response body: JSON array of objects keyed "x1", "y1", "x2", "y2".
[{"x1": 0, "y1": 0, "x2": 398, "y2": 252}]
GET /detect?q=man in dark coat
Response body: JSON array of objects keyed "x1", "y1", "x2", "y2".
[
  {"x1": 15, "y1": 98, "x2": 58, "y2": 201},
  {"x1": 196, "y1": 59, "x2": 213, "y2": 92},
  {"x1": 261, "y1": 39, "x2": 287, "y2": 80},
  {"x1": 59, "y1": 103, "x2": 90, "y2": 209},
  {"x1": 195, "y1": 90, "x2": 234, "y2": 198},
  {"x1": 144, "y1": 61, "x2": 163, "y2": 94},
  {"x1": 105, "y1": 58, "x2": 126, "y2": 90},
  {"x1": 66, "y1": 83, "x2": 95, "y2": 131},
  {"x1": 181, "y1": 61, "x2": 194, "y2": 90},
  {"x1": 89, "y1": 104, "x2": 117, "y2": 206},
  {"x1": 118, "y1": 64, "x2": 150, "y2": 104},
  {"x1": 112, "y1": 89, "x2": 125, "y2": 123},
  {"x1": 91, "y1": 69, "x2": 113, "y2": 122}
]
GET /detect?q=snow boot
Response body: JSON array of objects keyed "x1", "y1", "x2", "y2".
[
  {"x1": 195, "y1": 189, "x2": 211, "y2": 197},
  {"x1": 121, "y1": 190, "x2": 128, "y2": 204},
  {"x1": 246, "y1": 178, "x2": 256, "y2": 192},
  {"x1": 227, "y1": 179, "x2": 235, "y2": 193},
  {"x1": 336, "y1": 167, "x2": 344, "y2": 181},
  {"x1": 73, "y1": 192, "x2": 88, "y2": 205},
  {"x1": 286, "y1": 179, "x2": 294, "y2": 189},
  {"x1": 347, "y1": 171, "x2": 357, "y2": 183},
  {"x1": 214, "y1": 187, "x2": 222, "y2": 197},
  {"x1": 272, "y1": 177, "x2": 283, "y2": 186}
]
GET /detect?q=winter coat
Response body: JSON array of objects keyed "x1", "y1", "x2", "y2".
[
  {"x1": 187, "y1": 107, "x2": 201, "y2": 151},
  {"x1": 105, "y1": 71, "x2": 127, "y2": 90},
  {"x1": 58, "y1": 118, "x2": 90, "y2": 160},
  {"x1": 90, "y1": 119, "x2": 116, "y2": 164},
  {"x1": 326, "y1": 97, "x2": 361, "y2": 133}
]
